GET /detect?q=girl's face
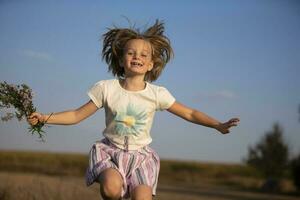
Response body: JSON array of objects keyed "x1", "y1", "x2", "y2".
[{"x1": 121, "y1": 39, "x2": 154, "y2": 78}]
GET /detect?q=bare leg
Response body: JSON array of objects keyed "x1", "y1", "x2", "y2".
[
  {"x1": 131, "y1": 185, "x2": 152, "y2": 200},
  {"x1": 98, "y1": 168, "x2": 123, "y2": 200}
]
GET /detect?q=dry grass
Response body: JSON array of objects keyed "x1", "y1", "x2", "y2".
[
  {"x1": 0, "y1": 150, "x2": 298, "y2": 200},
  {"x1": 0, "y1": 172, "x2": 299, "y2": 200},
  {"x1": 0, "y1": 172, "x2": 99, "y2": 200},
  {"x1": 0, "y1": 150, "x2": 259, "y2": 178},
  {"x1": 0, "y1": 150, "x2": 87, "y2": 176}
]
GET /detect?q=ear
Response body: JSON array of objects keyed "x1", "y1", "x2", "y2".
[{"x1": 148, "y1": 61, "x2": 154, "y2": 71}]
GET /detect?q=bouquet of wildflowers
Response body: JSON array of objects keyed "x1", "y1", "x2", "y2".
[{"x1": 0, "y1": 81, "x2": 50, "y2": 141}]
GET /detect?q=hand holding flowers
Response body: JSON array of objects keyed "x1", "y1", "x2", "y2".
[
  {"x1": 27, "y1": 112, "x2": 46, "y2": 125},
  {"x1": 0, "y1": 81, "x2": 51, "y2": 141}
]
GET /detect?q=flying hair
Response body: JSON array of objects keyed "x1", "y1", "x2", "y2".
[{"x1": 102, "y1": 19, "x2": 173, "y2": 82}]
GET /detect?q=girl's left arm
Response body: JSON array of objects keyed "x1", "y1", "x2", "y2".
[{"x1": 167, "y1": 101, "x2": 240, "y2": 134}]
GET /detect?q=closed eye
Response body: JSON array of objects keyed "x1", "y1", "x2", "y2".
[{"x1": 127, "y1": 52, "x2": 134, "y2": 55}]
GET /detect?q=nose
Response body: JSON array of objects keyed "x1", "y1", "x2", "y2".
[{"x1": 132, "y1": 53, "x2": 140, "y2": 59}]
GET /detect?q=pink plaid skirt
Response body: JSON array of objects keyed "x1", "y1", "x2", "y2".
[{"x1": 85, "y1": 138, "x2": 160, "y2": 198}]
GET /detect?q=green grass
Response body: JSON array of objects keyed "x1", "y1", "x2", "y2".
[
  {"x1": 0, "y1": 150, "x2": 87, "y2": 176},
  {"x1": 0, "y1": 150, "x2": 297, "y2": 194},
  {"x1": 161, "y1": 159, "x2": 261, "y2": 178},
  {"x1": 0, "y1": 150, "x2": 264, "y2": 188},
  {"x1": 0, "y1": 150, "x2": 259, "y2": 178}
]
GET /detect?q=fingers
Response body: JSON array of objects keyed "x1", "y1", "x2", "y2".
[
  {"x1": 27, "y1": 112, "x2": 43, "y2": 125},
  {"x1": 229, "y1": 118, "x2": 240, "y2": 123},
  {"x1": 228, "y1": 118, "x2": 240, "y2": 127},
  {"x1": 219, "y1": 118, "x2": 240, "y2": 134},
  {"x1": 28, "y1": 118, "x2": 38, "y2": 125},
  {"x1": 28, "y1": 112, "x2": 41, "y2": 119}
]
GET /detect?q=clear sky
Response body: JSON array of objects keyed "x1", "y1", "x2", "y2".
[{"x1": 0, "y1": 0, "x2": 299, "y2": 163}]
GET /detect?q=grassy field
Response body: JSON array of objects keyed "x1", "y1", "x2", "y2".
[{"x1": 0, "y1": 150, "x2": 298, "y2": 200}]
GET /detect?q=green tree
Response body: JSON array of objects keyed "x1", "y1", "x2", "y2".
[
  {"x1": 246, "y1": 123, "x2": 289, "y2": 179},
  {"x1": 290, "y1": 154, "x2": 300, "y2": 191},
  {"x1": 290, "y1": 104, "x2": 300, "y2": 190}
]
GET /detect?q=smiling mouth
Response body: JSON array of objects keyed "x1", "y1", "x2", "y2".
[{"x1": 131, "y1": 61, "x2": 143, "y2": 67}]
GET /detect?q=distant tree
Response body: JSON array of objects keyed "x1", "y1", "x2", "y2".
[
  {"x1": 245, "y1": 123, "x2": 289, "y2": 192},
  {"x1": 290, "y1": 154, "x2": 300, "y2": 191},
  {"x1": 290, "y1": 104, "x2": 300, "y2": 190}
]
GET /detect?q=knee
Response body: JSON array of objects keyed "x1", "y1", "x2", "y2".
[
  {"x1": 100, "y1": 177, "x2": 122, "y2": 200},
  {"x1": 100, "y1": 179, "x2": 122, "y2": 200},
  {"x1": 98, "y1": 169, "x2": 123, "y2": 200},
  {"x1": 132, "y1": 185, "x2": 152, "y2": 200}
]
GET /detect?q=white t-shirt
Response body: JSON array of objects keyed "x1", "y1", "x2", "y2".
[{"x1": 87, "y1": 79, "x2": 175, "y2": 150}]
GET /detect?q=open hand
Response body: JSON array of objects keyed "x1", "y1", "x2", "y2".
[{"x1": 216, "y1": 118, "x2": 240, "y2": 134}]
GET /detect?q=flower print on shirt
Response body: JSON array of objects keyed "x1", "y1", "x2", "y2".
[{"x1": 114, "y1": 103, "x2": 147, "y2": 136}]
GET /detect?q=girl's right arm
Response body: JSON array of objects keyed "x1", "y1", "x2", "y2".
[{"x1": 27, "y1": 100, "x2": 99, "y2": 126}]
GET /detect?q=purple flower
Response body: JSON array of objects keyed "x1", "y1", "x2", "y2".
[{"x1": 0, "y1": 81, "x2": 47, "y2": 141}]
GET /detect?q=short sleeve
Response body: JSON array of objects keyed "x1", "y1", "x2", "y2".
[
  {"x1": 87, "y1": 81, "x2": 105, "y2": 108},
  {"x1": 157, "y1": 86, "x2": 176, "y2": 111}
]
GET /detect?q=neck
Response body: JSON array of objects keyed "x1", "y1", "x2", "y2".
[{"x1": 120, "y1": 76, "x2": 146, "y2": 91}]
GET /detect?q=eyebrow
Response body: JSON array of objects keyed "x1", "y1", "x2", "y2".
[{"x1": 125, "y1": 48, "x2": 150, "y2": 53}]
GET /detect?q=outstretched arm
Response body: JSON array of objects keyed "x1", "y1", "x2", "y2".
[
  {"x1": 28, "y1": 100, "x2": 99, "y2": 125},
  {"x1": 167, "y1": 101, "x2": 239, "y2": 134}
]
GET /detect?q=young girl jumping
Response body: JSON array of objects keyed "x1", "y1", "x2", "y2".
[{"x1": 28, "y1": 20, "x2": 240, "y2": 200}]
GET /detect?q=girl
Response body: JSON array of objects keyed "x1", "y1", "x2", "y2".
[{"x1": 28, "y1": 20, "x2": 240, "y2": 200}]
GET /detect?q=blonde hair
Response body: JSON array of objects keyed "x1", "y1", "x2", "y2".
[{"x1": 102, "y1": 20, "x2": 173, "y2": 82}]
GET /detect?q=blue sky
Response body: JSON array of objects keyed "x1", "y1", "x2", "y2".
[{"x1": 0, "y1": 0, "x2": 299, "y2": 163}]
